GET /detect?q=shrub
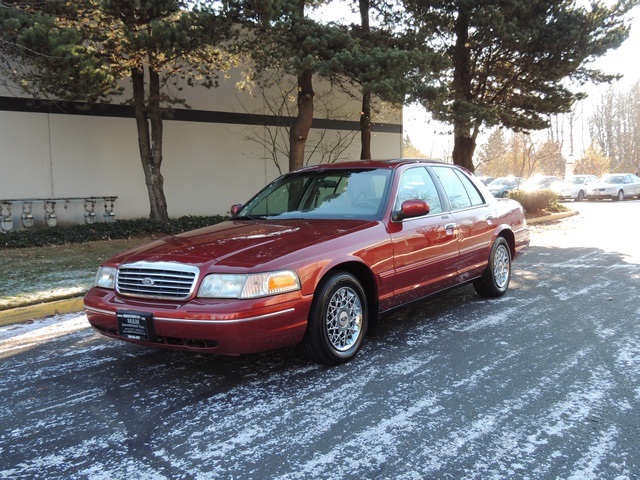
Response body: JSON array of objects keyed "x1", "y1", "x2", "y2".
[
  {"x1": 0, "y1": 215, "x2": 228, "y2": 249},
  {"x1": 507, "y1": 189, "x2": 566, "y2": 214}
]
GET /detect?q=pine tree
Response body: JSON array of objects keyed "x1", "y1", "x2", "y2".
[
  {"x1": 404, "y1": 0, "x2": 636, "y2": 172},
  {"x1": 1, "y1": 0, "x2": 236, "y2": 221}
]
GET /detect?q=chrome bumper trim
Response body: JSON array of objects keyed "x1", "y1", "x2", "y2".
[{"x1": 84, "y1": 305, "x2": 295, "y2": 325}]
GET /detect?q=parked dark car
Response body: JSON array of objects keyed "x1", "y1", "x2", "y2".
[
  {"x1": 476, "y1": 175, "x2": 495, "y2": 186},
  {"x1": 84, "y1": 160, "x2": 530, "y2": 364},
  {"x1": 487, "y1": 176, "x2": 522, "y2": 198}
]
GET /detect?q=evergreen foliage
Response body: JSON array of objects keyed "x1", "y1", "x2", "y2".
[
  {"x1": 1, "y1": 1, "x2": 237, "y2": 221},
  {"x1": 404, "y1": 0, "x2": 637, "y2": 172},
  {"x1": 2, "y1": 0, "x2": 637, "y2": 183}
]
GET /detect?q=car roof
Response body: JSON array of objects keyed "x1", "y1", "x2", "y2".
[{"x1": 295, "y1": 158, "x2": 455, "y2": 172}]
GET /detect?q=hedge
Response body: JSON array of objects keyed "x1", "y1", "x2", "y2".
[
  {"x1": 1, "y1": 215, "x2": 228, "y2": 249},
  {"x1": 507, "y1": 189, "x2": 565, "y2": 214}
]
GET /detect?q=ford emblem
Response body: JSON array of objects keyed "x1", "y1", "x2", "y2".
[{"x1": 142, "y1": 277, "x2": 155, "y2": 286}]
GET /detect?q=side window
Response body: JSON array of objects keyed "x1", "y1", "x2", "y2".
[
  {"x1": 454, "y1": 170, "x2": 485, "y2": 206},
  {"x1": 396, "y1": 167, "x2": 442, "y2": 214},
  {"x1": 432, "y1": 166, "x2": 485, "y2": 210}
]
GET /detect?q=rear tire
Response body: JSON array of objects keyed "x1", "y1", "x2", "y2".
[
  {"x1": 474, "y1": 237, "x2": 511, "y2": 298},
  {"x1": 303, "y1": 272, "x2": 368, "y2": 365},
  {"x1": 615, "y1": 190, "x2": 624, "y2": 201}
]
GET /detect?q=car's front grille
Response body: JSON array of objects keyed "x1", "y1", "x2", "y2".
[{"x1": 116, "y1": 262, "x2": 199, "y2": 300}]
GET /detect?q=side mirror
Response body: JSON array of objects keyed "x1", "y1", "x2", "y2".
[
  {"x1": 392, "y1": 199, "x2": 430, "y2": 222},
  {"x1": 230, "y1": 204, "x2": 243, "y2": 216}
]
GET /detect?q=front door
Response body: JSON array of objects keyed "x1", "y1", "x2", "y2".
[{"x1": 389, "y1": 167, "x2": 460, "y2": 306}]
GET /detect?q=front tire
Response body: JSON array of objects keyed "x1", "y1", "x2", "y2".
[
  {"x1": 303, "y1": 272, "x2": 368, "y2": 365},
  {"x1": 474, "y1": 237, "x2": 511, "y2": 298},
  {"x1": 615, "y1": 190, "x2": 624, "y2": 201}
]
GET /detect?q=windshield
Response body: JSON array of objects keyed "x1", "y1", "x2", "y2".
[
  {"x1": 601, "y1": 175, "x2": 623, "y2": 184},
  {"x1": 236, "y1": 168, "x2": 392, "y2": 220},
  {"x1": 570, "y1": 176, "x2": 585, "y2": 184}
]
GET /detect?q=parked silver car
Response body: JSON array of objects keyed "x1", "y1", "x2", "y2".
[
  {"x1": 585, "y1": 173, "x2": 640, "y2": 201},
  {"x1": 555, "y1": 175, "x2": 599, "y2": 201}
]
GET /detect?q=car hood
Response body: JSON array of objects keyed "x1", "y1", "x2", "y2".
[{"x1": 106, "y1": 219, "x2": 376, "y2": 270}]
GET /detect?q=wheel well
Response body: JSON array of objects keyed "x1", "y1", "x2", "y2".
[
  {"x1": 324, "y1": 262, "x2": 379, "y2": 323},
  {"x1": 498, "y1": 229, "x2": 516, "y2": 259}
]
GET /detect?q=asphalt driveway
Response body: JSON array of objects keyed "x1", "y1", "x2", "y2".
[{"x1": 0, "y1": 200, "x2": 638, "y2": 479}]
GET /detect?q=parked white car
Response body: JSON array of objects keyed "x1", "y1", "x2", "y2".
[
  {"x1": 585, "y1": 173, "x2": 640, "y2": 201},
  {"x1": 555, "y1": 175, "x2": 599, "y2": 201},
  {"x1": 519, "y1": 175, "x2": 562, "y2": 192}
]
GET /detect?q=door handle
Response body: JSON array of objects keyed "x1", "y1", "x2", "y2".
[
  {"x1": 485, "y1": 214, "x2": 494, "y2": 222},
  {"x1": 444, "y1": 222, "x2": 456, "y2": 233}
]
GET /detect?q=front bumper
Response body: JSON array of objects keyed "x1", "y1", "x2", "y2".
[
  {"x1": 84, "y1": 287, "x2": 312, "y2": 355},
  {"x1": 558, "y1": 191, "x2": 577, "y2": 200}
]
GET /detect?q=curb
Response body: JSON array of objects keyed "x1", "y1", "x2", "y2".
[
  {"x1": 0, "y1": 297, "x2": 85, "y2": 327},
  {"x1": 526, "y1": 210, "x2": 579, "y2": 224}
]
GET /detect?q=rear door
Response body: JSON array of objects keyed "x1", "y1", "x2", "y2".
[{"x1": 430, "y1": 166, "x2": 496, "y2": 283}]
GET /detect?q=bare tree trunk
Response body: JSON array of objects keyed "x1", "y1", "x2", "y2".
[
  {"x1": 359, "y1": 0, "x2": 372, "y2": 160},
  {"x1": 452, "y1": 129, "x2": 476, "y2": 172},
  {"x1": 360, "y1": 90, "x2": 372, "y2": 159},
  {"x1": 132, "y1": 66, "x2": 169, "y2": 221},
  {"x1": 289, "y1": 69, "x2": 314, "y2": 171}
]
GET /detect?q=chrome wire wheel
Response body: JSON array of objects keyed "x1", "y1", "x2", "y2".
[
  {"x1": 304, "y1": 272, "x2": 368, "y2": 365},
  {"x1": 493, "y1": 243, "x2": 511, "y2": 289},
  {"x1": 474, "y1": 237, "x2": 511, "y2": 298},
  {"x1": 325, "y1": 286, "x2": 363, "y2": 352}
]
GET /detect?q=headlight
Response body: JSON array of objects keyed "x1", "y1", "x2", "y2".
[
  {"x1": 95, "y1": 266, "x2": 117, "y2": 289},
  {"x1": 198, "y1": 270, "x2": 301, "y2": 299}
]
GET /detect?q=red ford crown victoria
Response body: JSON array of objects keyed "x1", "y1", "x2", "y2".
[{"x1": 84, "y1": 160, "x2": 530, "y2": 364}]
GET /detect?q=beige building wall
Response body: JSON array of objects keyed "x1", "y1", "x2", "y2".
[{"x1": 0, "y1": 74, "x2": 402, "y2": 230}]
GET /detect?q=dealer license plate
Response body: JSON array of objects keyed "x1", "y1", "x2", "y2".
[{"x1": 117, "y1": 311, "x2": 155, "y2": 341}]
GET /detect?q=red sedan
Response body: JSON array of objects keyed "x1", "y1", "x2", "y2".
[{"x1": 84, "y1": 160, "x2": 529, "y2": 364}]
